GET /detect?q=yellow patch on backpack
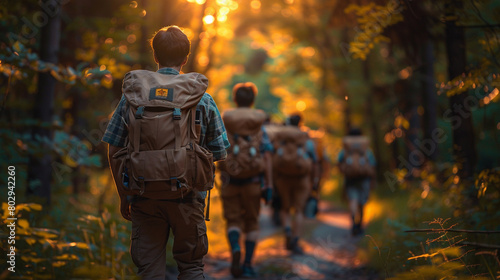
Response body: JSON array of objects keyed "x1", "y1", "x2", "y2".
[
  {"x1": 149, "y1": 87, "x2": 174, "y2": 101},
  {"x1": 155, "y1": 88, "x2": 169, "y2": 97}
]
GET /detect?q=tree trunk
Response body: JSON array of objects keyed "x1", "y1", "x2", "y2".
[
  {"x1": 184, "y1": 1, "x2": 207, "y2": 73},
  {"x1": 342, "y1": 28, "x2": 351, "y2": 134},
  {"x1": 203, "y1": 9, "x2": 218, "y2": 74},
  {"x1": 27, "y1": 0, "x2": 62, "y2": 204},
  {"x1": 363, "y1": 58, "x2": 382, "y2": 179},
  {"x1": 421, "y1": 39, "x2": 438, "y2": 161},
  {"x1": 406, "y1": 78, "x2": 421, "y2": 172},
  {"x1": 140, "y1": 0, "x2": 150, "y2": 68},
  {"x1": 445, "y1": 0, "x2": 476, "y2": 178},
  {"x1": 70, "y1": 88, "x2": 88, "y2": 194}
]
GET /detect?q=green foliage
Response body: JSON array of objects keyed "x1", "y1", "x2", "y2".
[
  {"x1": 438, "y1": 61, "x2": 500, "y2": 98},
  {"x1": 1, "y1": 203, "x2": 85, "y2": 278},
  {"x1": 345, "y1": 1, "x2": 404, "y2": 60},
  {"x1": 363, "y1": 167, "x2": 500, "y2": 279},
  {"x1": 476, "y1": 168, "x2": 500, "y2": 199},
  {"x1": 0, "y1": 40, "x2": 111, "y2": 86},
  {"x1": 0, "y1": 201, "x2": 136, "y2": 279},
  {"x1": 388, "y1": 263, "x2": 488, "y2": 280}
]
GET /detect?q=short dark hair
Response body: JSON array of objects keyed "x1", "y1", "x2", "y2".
[
  {"x1": 232, "y1": 82, "x2": 257, "y2": 107},
  {"x1": 348, "y1": 127, "x2": 362, "y2": 136},
  {"x1": 287, "y1": 114, "x2": 302, "y2": 126},
  {"x1": 150, "y1": 26, "x2": 190, "y2": 67}
]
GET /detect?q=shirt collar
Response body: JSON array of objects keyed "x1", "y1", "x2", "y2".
[{"x1": 157, "y1": 67, "x2": 180, "y2": 75}]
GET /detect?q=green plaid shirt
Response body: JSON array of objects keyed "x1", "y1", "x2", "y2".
[{"x1": 102, "y1": 68, "x2": 230, "y2": 161}]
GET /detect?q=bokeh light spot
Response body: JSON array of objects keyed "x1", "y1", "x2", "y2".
[
  {"x1": 251, "y1": 0, "x2": 261, "y2": 10},
  {"x1": 203, "y1": 15, "x2": 215, "y2": 25},
  {"x1": 399, "y1": 67, "x2": 411, "y2": 79},
  {"x1": 296, "y1": 100, "x2": 306, "y2": 111},
  {"x1": 198, "y1": 55, "x2": 209, "y2": 67},
  {"x1": 127, "y1": 34, "x2": 136, "y2": 44},
  {"x1": 217, "y1": 14, "x2": 227, "y2": 22},
  {"x1": 220, "y1": 7, "x2": 230, "y2": 15},
  {"x1": 417, "y1": 106, "x2": 424, "y2": 116}
]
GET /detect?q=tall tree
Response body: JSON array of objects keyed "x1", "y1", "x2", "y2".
[
  {"x1": 27, "y1": 0, "x2": 62, "y2": 204},
  {"x1": 445, "y1": 0, "x2": 477, "y2": 178},
  {"x1": 184, "y1": 0, "x2": 208, "y2": 73},
  {"x1": 140, "y1": 0, "x2": 150, "y2": 68},
  {"x1": 420, "y1": 39, "x2": 438, "y2": 161}
]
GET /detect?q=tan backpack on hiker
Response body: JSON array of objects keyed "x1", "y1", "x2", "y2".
[
  {"x1": 218, "y1": 108, "x2": 266, "y2": 179},
  {"x1": 110, "y1": 70, "x2": 215, "y2": 199},
  {"x1": 272, "y1": 125, "x2": 313, "y2": 176},
  {"x1": 339, "y1": 136, "x2": 375, "y2": 178}
]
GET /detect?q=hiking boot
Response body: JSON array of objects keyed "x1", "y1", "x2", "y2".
[
  {"x1": 292, "y1": 244, "x2": 304, "y2": 255},
  {"x1": 358, "y1": 225, "x2": 365, "y2": 236},
  {"x1": 351, "y1": 224, "x2": 358, "y2": 236},
  {"x1": 289, "y1": 237, "x2": 304, "y2": 255},
  {"x1": 285, "y1": 235, "x2": 292, "y2": 250},
  {"x1": 351, "y1": 224, "x2": 364, "y2": 237},
  {"x1": 230, "y1": 249, "x2": 242, "y2": 278},
  {"x1": 241, "y1": 264, "x2": 257, "y2": 278},
  {"x1": 272, "y1": 210, "x2": 282, "y2": 226}
]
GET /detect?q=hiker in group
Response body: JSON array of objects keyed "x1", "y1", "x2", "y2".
[
  {"x1": 218, "y1": 82, "x2": 273, "y2": 278},
  {"x1": 267, "y1": 125, "x2": 328, "y2": 223},
  {"x1": 304, "y1": 129, "x2": 331, "y2": 219},
  {"x1": 102, "y1": 25, "x2": 230, "y2": 280},
  {"x1": 262, "y1": 123, "x2": 284, "y2": 226},
  {"x1": 273, "y1": 114, "x2": 318, "y2": 254},
  {"x1": 337, "y1": 127, "x2": 376, "y2": 236}
]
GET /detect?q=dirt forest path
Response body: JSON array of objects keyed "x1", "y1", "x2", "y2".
[{"x1": 202, "y1": 201, "x2": 381, "y2": 280}]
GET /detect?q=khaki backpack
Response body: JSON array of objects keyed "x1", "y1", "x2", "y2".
[
  {"x1": 339, "y1": 136, "x2": 375, "y2": 178},
  {"x1": 272, "y1": 125, "x2": 313, "y2": 176},
  {"x1": 110, "y1": 70, "x2": 215, "y2": 199},
  {"x1": 217, "y1": 108, "x2": 266, "y2": 179}
]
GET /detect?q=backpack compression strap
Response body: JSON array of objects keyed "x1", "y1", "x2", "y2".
[
  {"x1": 173, "y1": 108, "x2": 181, "y2": 150},
  {"x1": 133, "y1": 106, "x2": 146, "y2": 195},
  {"x1": 189, "y1": 108, "x2": 202, "y2": 144},
  {"x1": 171, "y1": 107, "x2": 182, "y2": 191}
]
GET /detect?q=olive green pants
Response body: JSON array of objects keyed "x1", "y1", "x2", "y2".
[{"x1": 130, "y1": 195, "x2": 208, "y2": 280}]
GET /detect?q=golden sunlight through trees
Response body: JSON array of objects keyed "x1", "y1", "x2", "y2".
[{"x1": 296, "y1": 100, "x2": 306, "y2": 112}]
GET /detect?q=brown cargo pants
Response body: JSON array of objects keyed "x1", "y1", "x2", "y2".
[
  {"x1": 130, "y1": 194, "x2": 208, "y2": 280},
  {"x1": 220, "y1": 182, "x2": 261, "y2": 233},
  {"x1": 275, "y1": 175, "x2": 310, "y2": 212}
]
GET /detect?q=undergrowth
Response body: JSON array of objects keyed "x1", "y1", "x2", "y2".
[{"x1": 359, "y1": 166, "x2": 500, "y2": 279}]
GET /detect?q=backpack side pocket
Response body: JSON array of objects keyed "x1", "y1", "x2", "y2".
[
  {"x1": 190, "y1": 143, "x2": 215, "y2": 191},
  {"x1": 110, "y1": 147, "x2": 137, "y2": 196}
]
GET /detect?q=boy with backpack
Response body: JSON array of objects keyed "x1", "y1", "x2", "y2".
[
  {"x1": 102, "y1": 26, "x2": 230, "y2": 279},
  {"x1": 273, "y1": 114, "x2": 318, "y2": 254},
  {"x1": 217, "y1": 82, "x2": 273, "y2": 278},
  {"x1": 338, "y1": 127, "x2": 376, "y2": 236}
]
